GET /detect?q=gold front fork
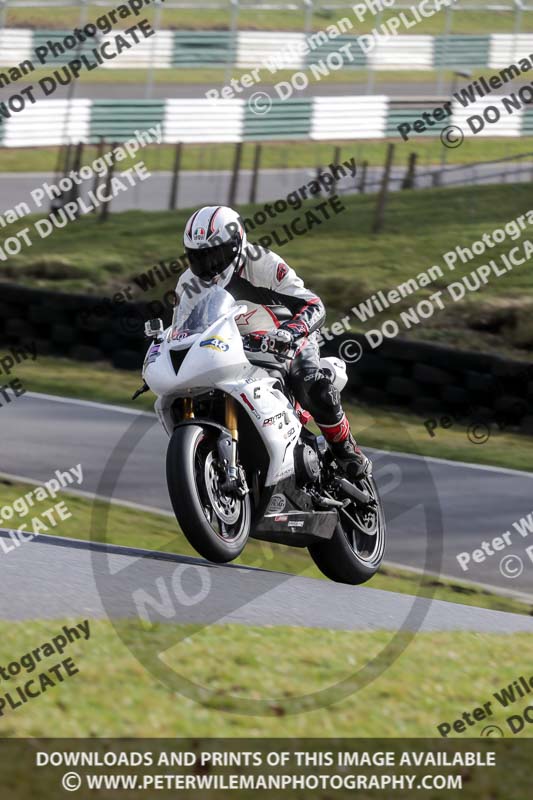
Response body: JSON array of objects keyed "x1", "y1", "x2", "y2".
[
  {"x1": 182, "y1": 397, "x2": 195, "y2": 419},
  {"x1": 225, "y1": 396, "x2": 239, "y2": 441},
  {"x1": 225, "y1": 396, "x2": 239, "y2": 477}
]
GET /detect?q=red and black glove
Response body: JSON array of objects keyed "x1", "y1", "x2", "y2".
[
  {"x1": 263, "y1": 320, "x2": 308, "y2": 358},
  {"x1": 279, "y1": 319, "x2": 308, "y2": 339}
]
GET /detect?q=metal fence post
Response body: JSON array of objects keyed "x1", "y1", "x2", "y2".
[
  {"x1": 100, "y1": 143, "x2": 117, "y2": 222},
  {"x1": 401, "y1": 152, "x2": 417, "y2": 190},
  {"x1": 331, "y1": 146, "x2": 342, "y2": 194},
  {"x1": 372, "y1": 144, "x2": 394, "y2": 234},
  {"x1": 63, "y1": 143, "x2": 73, "y2": 177},
  {"x1": 92, "y1": 137, "x2": 105, "y2": 212},
  {"x1": 50, "y1": 142, "x2": 72, "y2": 215},
  {"x1": 54, "y1": 141, "x2": 70, "y2": 183},
  {"x1": 359, "y1": 160, "x2": 368, "y2": 193},
  {"x1": 69, "y1": 141, "x2": 84, "y2": 206}
]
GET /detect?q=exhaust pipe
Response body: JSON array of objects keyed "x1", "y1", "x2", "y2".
[{"x1": 334, "y1": 477, "x2": 372, "y2": 506}]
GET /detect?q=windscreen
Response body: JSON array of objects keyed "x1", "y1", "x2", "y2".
[{"x1": 171, "y1": 286, "x2": 236, "y2": 340}]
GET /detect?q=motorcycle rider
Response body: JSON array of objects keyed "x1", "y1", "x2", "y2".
[{"x1": 177, "y1": 205, "x2": 371, "y2": 480}]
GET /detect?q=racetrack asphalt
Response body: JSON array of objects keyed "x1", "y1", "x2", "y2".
[
  {"x1": 45, "y1": 78, "x2": 533, "y2": 101},
  {"x1": 1, "y1": 528, "x2": 532, "y2": 632},
  {"x1": 1, "y1": 392, "x2": 533, "y2": 610},
  {"x1": 43, "y1": 80, "x2": 450, "y2": 100}
]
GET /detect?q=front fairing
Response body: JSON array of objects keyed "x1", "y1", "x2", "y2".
[{"x1": 143, "y1": 309, "x2": 254, "y2": 398}]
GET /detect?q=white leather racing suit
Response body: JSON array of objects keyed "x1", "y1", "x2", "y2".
[{"x1": 176, "y1": 244, "x2": 351, "y2": 444}]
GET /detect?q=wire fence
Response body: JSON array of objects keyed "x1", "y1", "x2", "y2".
[
  {"x1": 338, "y1": 147, "x2": 533, "y2": 194},
  {"x1": 21, "y1": 138, "x2": 532, "y2": 222}
]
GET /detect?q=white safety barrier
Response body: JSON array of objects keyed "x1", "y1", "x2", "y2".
[
  {"x1": 163, "y1": 98, "x2": 245, "y2": 142},
  {"x1": 0, "y1": 28, "x2": 508, "y2": 71},
  {"x1": 0, "y1": 29, "x2": 33, "y2": 66},
  {"x1": 452, "y1": 96, "x2": 524, "y2": 137},
  {"x1": 236, "y1": 31, "x2": 307, "y2": 70},
  {"x1": 488, "y1": 34, "x2": 533, "y2": 69},
  {"x1": 311, "y1": 95, "x2": 389, "y2": 140},
  {"x1": 366, "y1": 36, "x2": 434, "y2": 70},
  {"x1": 2, "y1": 99, "x2": 92, "y2": 147},
  {"x1": 100, "y1": 30, "x2": 174, "y2": 69},
  {"x1": 0, "y1": 94, "x2": 529, "y2": 147}
]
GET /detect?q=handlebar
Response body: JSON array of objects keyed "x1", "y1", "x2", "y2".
[{"x1": 243, "y1": 333, "x2": 297, "y2": 362}]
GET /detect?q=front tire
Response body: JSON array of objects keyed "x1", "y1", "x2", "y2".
[
  {"x1": 166, "y1": 424, "x2": 251, "y2": 563},
  {"x1": 308, "y1": 474, "x2": 386, "y2": 585}
]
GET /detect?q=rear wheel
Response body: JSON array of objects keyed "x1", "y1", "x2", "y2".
[
  {"x1": 308, "y1": 473, "x2": 386, "y2": 584},
  {"x1": 166, "y1": 424, "x2": 251, "y2": 563}
]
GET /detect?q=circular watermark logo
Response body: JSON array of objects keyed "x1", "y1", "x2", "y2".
[
  {"x1": 440, "y1": 125, "x2": 464, "y2": 149},
  {"x1": 480, "y1": 724, "x2": 505, "y2": 737},
  {"x1": 62, "y1": 772, "x2": 82, "y2": 792},
  {"x1": 338, "y1": 339, "x2": 363, "y2": 364},
  {"x1": 248, "y1": 92, "x2": 273, "y2": 116},
  {"x1": 467, "y1": 423, "x2": 491, "y2": 445},
  {"x1": 499, "y1": 554, "x2": 524, "y2": 579},
  {"x1": 90, "y1": 407, "x2": 444, "y2": 717}
]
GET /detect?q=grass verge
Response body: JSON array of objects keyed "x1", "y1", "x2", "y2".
[
  {"x1": 4, "y1": 5, "x2": 533, "y2": 34},
  {"x1": 1, "y1": 138, "x2": 532, "y2": 175},
  {"x1": 3, "y1": 183, "x2": 533, "y2": 357},
  {"x1": 0, "y1": 618, "x2": 532, "y2": 739},
  {"x1": 0, "y1": 65, "x2": 522, "y2": 88}
]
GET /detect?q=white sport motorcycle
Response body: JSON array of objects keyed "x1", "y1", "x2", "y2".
[{"x1": 139, "y1": 286, "x2": 386, "y2": 584}]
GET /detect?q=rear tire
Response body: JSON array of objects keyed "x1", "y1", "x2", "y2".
[
  {"x1": 166, "y1": 424, "x2": 251, "y2": 563},
  {"x1": 308, "y1": 474, "x2": 386, "y2": 585}
]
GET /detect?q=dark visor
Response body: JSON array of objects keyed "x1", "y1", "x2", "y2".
[{"x1": 186, "y1": 237, "x2": 241, "y2": 280}]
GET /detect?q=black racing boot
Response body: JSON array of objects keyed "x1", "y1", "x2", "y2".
[{"x1": 329, "y1": 434, "x2": 372, "y2": 481}]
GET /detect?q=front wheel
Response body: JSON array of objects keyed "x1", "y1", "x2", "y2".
[
  {"x1": 308, "y1": 473, "x2": 386, "y2": 585},
  {"x1": 166, "y1": 424, "x2": 251, "y2": 563}
]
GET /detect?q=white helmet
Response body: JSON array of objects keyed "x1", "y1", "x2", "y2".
[{"x1": 183, "y1": 205, "x2": 247, "y2": 283}]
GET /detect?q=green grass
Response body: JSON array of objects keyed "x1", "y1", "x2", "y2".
[
  {"x1": 0, "y1": 370, "x2": 531, "y2": 743},
  {"x1": 1, "y1": 64, "x2": 513, "y2": 89},
  {"x1": 16, "y1": 354, "x2": 156, "y2": 411},
  {"x1": 3, "y1": 183, "x2": 533, "y2": 358},
  {"x1": 1, "y1": 618, "x2": 533, "y2": 741},
  {"x1": 3, "y1": 65, "x2": 500, "y2": 86},
  {"x1": 1, "y1": 137, "x2": 532, "y2": 174},
  {"x1": 4, "y1": 4, "x2": 533, "y2": 34}
]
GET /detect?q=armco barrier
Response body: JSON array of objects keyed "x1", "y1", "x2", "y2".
[{"x1": 1, "y1": 282, "x2": 532, "y2": 432}]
